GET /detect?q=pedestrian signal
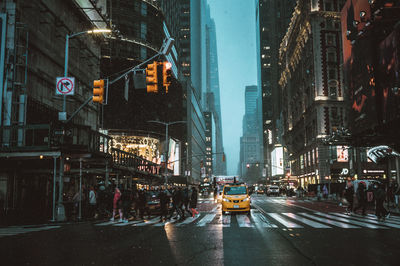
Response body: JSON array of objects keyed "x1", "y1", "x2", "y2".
[{"x1": 93, "y1": 79, "x2": 105, "y2": 103}]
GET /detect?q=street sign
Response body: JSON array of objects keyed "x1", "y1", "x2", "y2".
[{"x1": 56, "y1": 77, "x2": 75, "y2": 95}]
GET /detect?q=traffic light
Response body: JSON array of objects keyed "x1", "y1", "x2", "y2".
[
  {"x1": 93, "y1": 79, "x2": 105, "y2": 103},
  {"x1": 146, "y1": 61, "x2": 158, "y2": 93},
  {"x1": 163, "y1": 61, "x2": 172, "y2": 93}
]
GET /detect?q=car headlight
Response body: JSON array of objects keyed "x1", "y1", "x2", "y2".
[
  {"x1": 242, "y1": 197, "x2": 250, "y2": 202},
  {"x1": 222, "y1": 198, "x2": 230, "y2": 202}
]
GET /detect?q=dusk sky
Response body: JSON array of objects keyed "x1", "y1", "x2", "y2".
[{"x1": 208, "y1": 0, "x2": 258, "y2": 175}]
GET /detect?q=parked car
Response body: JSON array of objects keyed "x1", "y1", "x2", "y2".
[
  {"x1": 266, "y1": 185, "x2": 280, "y2": 196},
  {"x1": 146, "y1": 191, "x2": 161, "y2": 212}
]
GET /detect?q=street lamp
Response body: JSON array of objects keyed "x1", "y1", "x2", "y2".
[
  {"x1": 55, "y1": 28, "x2": 111, "y2": 222},
  {"x1": 147, "y1": 120, "x2": 186, "y2": 184},
  {"x1": 62, "y1": 28, "x2": 111, "y2": 119}
]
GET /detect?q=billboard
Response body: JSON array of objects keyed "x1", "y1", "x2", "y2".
[
  {"x1": 271, "y1": 147, "x2": 283, "y2": 176},
  {"x1": 0, "y1": 14, "x2": 7, "y2": 127},
  {"x1": 337, "y1": 146, "x2": 349, "y2": 162},
  {"x1": 378, "y1": 28, "x2": 400, "y2": 127},
  {"x1": 341, "y1": 0, "x2": 378, "y2": 135}
]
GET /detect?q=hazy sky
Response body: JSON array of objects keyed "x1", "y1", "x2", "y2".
[{"x1": 208, "y1": 0, "x2": 258, "y2": 175}]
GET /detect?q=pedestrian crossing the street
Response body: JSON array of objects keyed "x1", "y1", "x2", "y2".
[
  {"x1": 94, "y1": 210, "x2": 400, "y2": 230},
  {"x1": 0, "y1": 225, "x2": 61, "y2": 238}
]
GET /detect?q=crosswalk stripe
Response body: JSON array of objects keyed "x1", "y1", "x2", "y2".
[
  {"x1": 153, "y1": 219, "x2": 175, "y2": 227},
  {"x1": 314, "y1": 212, "x2": 385, "y2": 229},
  {"x1": 197, "y1": 213, "x2": 216, "y2": 227},
  {"x1": 266, "y1": 213, "x2": 303, "y2": 228},
  {"x1": 175, "y1": 214, "x2": 201, "y2": 226},
  {"x1": 134, "y1": 217, "x2": 161, "y2": 227},
  {"x1": 0, "y1": 226, "x2": 60, "y2": 238},
  {"x1": 299, "y1": 213, "x2": 360, "y2": 228},
  {"x1": 236, "y1": 214, "x2": 254, "y2": 227},
  {"x1": 222, "y1": 214, "x2": 231, "y2": 227},
  {"x1": 331, "y1": 213, "x2": 400, "y2": 229},
  {"x1": 360, "y1": 214, "x2": 400, "y2": 225},
  {"x1": 282, "y1": 213, "x2": 331, "y2": 228},
  {"x1": 96, "y1": 221, "x2": 117, "y2": 226},
  {"x1": 213, "y1": 213, "x2": 231, "y2": 227},
  {"x1": 113, "y1": 220, "x2": 142, "y2": 227},
  {"x1": 366, "y1": 214, "x2": 400, "y2": 223},
  {"x1": 251, "y1": 212, "x2": 277, "y2": 228}
]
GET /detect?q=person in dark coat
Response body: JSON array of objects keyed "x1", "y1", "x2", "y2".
[
  {"x1": 169, "y1": 187, "x2": 183, "y2": 220},
  {"x1": 354, "y1": 182, "x2": 367, "y2": 215},
  {"x1": 344, "y1": 180, "x2": 354, "y2": 214},
  {"x1": 375, "y1": 183, "x2": 389, "y2": 221},
  {"x1": 182, "y1": 187, "x2": 192, "y2": 216},
  {"x1": 121, "y1": 188, "x2": 132, "y2": 223},
  {"x1": 190, "y1": 187, "x2": 199, "y2": 218},
  {"x1": 138, "y1": 189, "x2": 148, "y2": 219},
  {"x1": 159, "y1": 188, "x2": 170, "y2": 222}
]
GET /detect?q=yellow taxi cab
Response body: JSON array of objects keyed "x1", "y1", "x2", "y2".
[{"x1": 221, "y1": 183, "x2": 251, "y2": 214}]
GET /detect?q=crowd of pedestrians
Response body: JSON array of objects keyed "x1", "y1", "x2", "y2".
[
  {"x1": 343, "y1": 179, "x2": 396, "y2": 221},
  {"x1": 73, "y1": 184, "x2": 200, "y2": 223}
]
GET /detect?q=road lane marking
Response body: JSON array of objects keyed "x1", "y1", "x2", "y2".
[
  {"x1": 299, "y1": 213, "x2": 360, "y2": 228},
  {"x1": 134, "y1": 217, "x2": 161, "y2": 226},
  {"x1": 0, "y1": 226, "x2": 60, "y2": 238},
  {"x1": 266, "y1": 213, "x2": 303, "y2": 228},
  {"x1": 95, "y1": 221, "x2": 117, "y2": 226},
  {"x1": 361, "y1": 214, "x2": 400, "y2": 224},
  {"x1": 314, "y1": 212, "x2": 386, "y2": 229},
  {"x1": 113, "y1": 220, "x2": 143, "y2": 226},
  {"x1": 222, "y1": 214, "x2": 231, "y2": 227},
  {"x1": 282, "y1": 213, "x2": 331, "y2": 228},
  {"x1": 153, "y1": 219, "x2": 174, "y2": 227},
  {"x1": 330, "y1": 213, "x2": 400, "y2": 229},
  {"x1": 196, "y1": 213, "x2": 216, "y2": 227},
  {"x1": 175, "y1": 214, "x2": 201, "y2": 226},
  {"x1": 251, "y1": 211, "x2": 277, "y2": 228},
  {"x1": 213, "y1": 213, "x2": 231, "y2": 227},
  {"x1": 236, "y1": 214, "x2": 254, "y2": 227},
  {"x1": 366, "y1": 213, "x2": 400, "y2": 223}
]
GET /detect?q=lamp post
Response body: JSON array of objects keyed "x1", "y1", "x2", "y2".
[
  {"x1": 147, "y1": 120, "x2": 186, "y2": 184},
  {"x1": 56, "y1": 28, "x2": 111, "y2": 221},
  {"x1": 62, "y1": 29, "x2": 111, "y2": 118}
]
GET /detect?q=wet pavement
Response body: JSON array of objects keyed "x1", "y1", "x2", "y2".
[{"x1": 0, "y1": 195, "x2": 399, "y2": 266}]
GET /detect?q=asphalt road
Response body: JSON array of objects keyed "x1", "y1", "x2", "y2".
[{"x1": 1, "y1": 195, "x2": 399, "y2": 266}]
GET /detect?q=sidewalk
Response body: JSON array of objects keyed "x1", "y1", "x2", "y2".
[{"x1": 296, "y1": 194, "x2": 400, "y2": 216}]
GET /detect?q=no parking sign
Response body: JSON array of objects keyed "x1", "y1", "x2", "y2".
[{"x1": 56, "y1": 77, "x2": 75, "y2": 95}]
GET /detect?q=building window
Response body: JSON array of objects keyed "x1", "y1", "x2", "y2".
[
  {"x1": 140, "y1": 22, "x2": 147, "y2": 40},
  {"x1": 329, "y1": 86, "x2": 337, "y2": 96},
  {"x1": 328, "y1": 68, "x2": 337, "y2": 80},
  {"x1": 325, "y1": 2, "x2": 332, "y2": 11},
  {"x1": 327, "y1": 51, "x2": 336, "y2": 62},
  {"x1": 326, "y1": 34, "x2": 336, "y2": 46},
  {"x1": 140, "y1": 47, "x2": 147, "y2": 60},
  {"x1": 141, "y1": 2, "x2": 147, "y2": 16}
]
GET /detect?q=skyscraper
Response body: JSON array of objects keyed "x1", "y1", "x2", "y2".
[
  {"x1": 204, "y1": 4, "x2": 226, "y2": 175},
  {"x1": 159, "y1": 0, "x2": 209, "y2": 181},
  {"x1": 256, "y1": 0, "x2": 296, "y2": 180},
  {"x1": 239, "y1": 86, "x2": 262, "y2": 182}
]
